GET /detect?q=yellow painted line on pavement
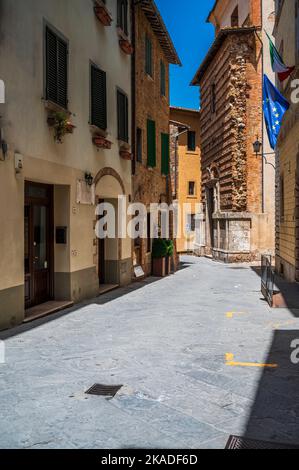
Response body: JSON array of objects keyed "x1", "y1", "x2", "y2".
[
  {"x1": 226, "y1": 311, "x2": 246, "y2": 319},
  {"x1": 225, "y1": 353, "x2": 278, "y2": 369}
]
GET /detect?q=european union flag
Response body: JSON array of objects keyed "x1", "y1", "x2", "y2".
[{"x1": 263, "y1": 74, "x2": 289, "y2": 150}]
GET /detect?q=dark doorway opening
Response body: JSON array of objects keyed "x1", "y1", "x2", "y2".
[{"x1": 25, "y1": 182, "x2": 54, "y2": 311}]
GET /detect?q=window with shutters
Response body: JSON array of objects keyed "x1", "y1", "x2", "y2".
[
  {"x1": 45, "y1": 25, "x2": 68, "y2": 109},
  {"x1": 161, "y1": 133, "x2": 170, "y2": 175},
  {"x1": 117, "y1": 89, "x2": 129, "y2": 142},
  {"x1": 145, "y1": 35, "x2": 153, "y2": 77},
  {"x1": 117, "y1": 0, "x2": 128, "y2": 36},
  {"x1": 147, "y1": 119, "x2": 156, "y2": 168},
  {"x1": 137, "y1": 128, "x2": 142, "y2": 163},
  {"x1": 187, "y1": 131, "x2": 196, "y2": 152},
  {"x1": 160, "y1": 61, "x2": 166, "y2": 96},
  {"x1": 90, "y1": 64, "x2": 107, "y2": 130}
]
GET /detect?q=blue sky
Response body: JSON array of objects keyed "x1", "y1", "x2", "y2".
[{"x1": 155, "y1": 0, "x2": 216, "y2": 110}]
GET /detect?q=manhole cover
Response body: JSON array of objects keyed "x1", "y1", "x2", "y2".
[
  {"x1": 85, "y1": 384, "x2": 123, "y2": 398},
  {"x1": 226, "y1": 435, "x2": 299, "y2": 450}
]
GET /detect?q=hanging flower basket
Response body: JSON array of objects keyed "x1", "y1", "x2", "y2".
[
  {"x1": 119, "y1": 38, "x2": 134, "y2": 55},
  {"x1": 94, "y1": 4, "x2": 112, "y2": 26},
  {"x1": 119, "y1": 149, "x2": 132, "y2": 160},
  {"x1": 47, "y1": 111, "x2": 76, "y2": 143},
  {"x1": 93, "y1": 135, "x2": 112, "y2": 149}
]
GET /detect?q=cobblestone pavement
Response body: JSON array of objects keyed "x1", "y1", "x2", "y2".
[{"x1": 1, "y1": 256, "x2": 299, "y2": 449}]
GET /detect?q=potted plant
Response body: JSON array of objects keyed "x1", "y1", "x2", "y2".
[
  {"x1": 165, "y1": 239, "x2": 174, "y2": 275},
  {"x1": 47, "y1": 111, "x2": 76, "y2": 143},
  {"x1": 93, "y1": 135, "x2": 112, "y2": 149},
  {"x1": 94, "y1": 2, "x2": 113, "y2": 26},
  {"x1": 119, "y1": 38, "x2": 134, "y2": 55},
  {"x1": 152, "y1": 238, "x2": 168, "y2": 277},
  {"x1": 119, "y1": 148, "x2": 132, "y2": 160}
]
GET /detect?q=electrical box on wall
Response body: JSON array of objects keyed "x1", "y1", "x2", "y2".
[
  {"x1": 15, "y1": 153, "x2": 23, "y2": 173},
  {"x1": 56, "y1": 227, "x2": 68, "y2": 245}
]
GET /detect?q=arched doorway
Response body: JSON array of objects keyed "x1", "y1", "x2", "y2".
[{"x1": 93, "y1": 167, "x2": 128, "y2": 287}]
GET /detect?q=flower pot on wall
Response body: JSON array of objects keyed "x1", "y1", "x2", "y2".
[
  {"x1": 119, "y1": 149, "x2": 132, "y2": 160},
  {"x1": 93, "y1": 135, "x2": 112, "y2": 149},
  {"x1": 94, "y1": 5, "x2": 112, "y2": 26},
  {"x1": 119, "y1": 38, "x2": 134, "y2": 55},
  {"x1": 152, "y1": 257, "x2": 166, "y2": 277}
]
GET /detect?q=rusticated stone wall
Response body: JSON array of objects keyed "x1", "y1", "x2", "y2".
[{"x1": 199, "y1": 30, "x2": 263, "y2": 214}]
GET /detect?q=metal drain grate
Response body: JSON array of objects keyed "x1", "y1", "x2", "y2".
[
  {"x1": 85, "y1": 384, "x2": 123, "y2": 398},
  {"x1": 226, "y1": 435, "x2": 299, "y2": 450}
]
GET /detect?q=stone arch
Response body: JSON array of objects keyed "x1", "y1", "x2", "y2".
[{"x1": 94, "y1": 167, "x2": 126, "y2": 195}]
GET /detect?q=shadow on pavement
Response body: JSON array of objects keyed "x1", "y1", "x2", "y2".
[
  {"x1": 0, "y1": 276, "x2": 165, "y2": 340},
  {"x1": 250, "y1": 266, "x2": 299, "y2": 317},
  {"x1": 242, "y1": 330, "x2": 299, "y2": 447}
]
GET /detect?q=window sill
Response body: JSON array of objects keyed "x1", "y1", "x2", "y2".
[
  {"x1": 43, "y1": 99, "x2": 71, "y2": 117},
  {"x1": 89, "y1": 124, "x2": 108, "y2": 138}
]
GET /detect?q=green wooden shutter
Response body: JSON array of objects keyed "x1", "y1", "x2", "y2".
[
  {"x1": 161, "y1": 133, "x2": 170, "y2": 175},
  {"x1": 147, "y1": 119, "x2": 156, "y2": 168}
]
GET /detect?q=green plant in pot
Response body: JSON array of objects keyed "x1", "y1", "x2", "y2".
[
  {"x1": 47, "y1": 111, "x2": 75, "y2": 143},
  {"x1": 152, "y1": 238, "x2": 168, "y2": 277},
  {"x1": 164, "y1": 239, "x2": 174, "y2": 275}
]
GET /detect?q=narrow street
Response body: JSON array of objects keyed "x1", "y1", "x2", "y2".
[{"x1": 1, "y1": 256, "x2": 299, "y2": 449}]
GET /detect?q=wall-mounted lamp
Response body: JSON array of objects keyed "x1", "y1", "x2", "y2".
[
  {"x1": 0, "y1": 129, "x2": 8, "y2": 161},
  {"x1": 253, "y1": 137, "x2": 262, "y2": 157},
  {"x1": 252, "y1": 137, "x2": 276, "y2": 169},
  {"x1": 85, "y1": 172, "x2": 94, "y2": 186}
]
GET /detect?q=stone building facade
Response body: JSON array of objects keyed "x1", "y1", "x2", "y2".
[
  {"x1": 274, "y1": 0, "x2": 299, "y2": 281},
  {"x1": 191, "y1": 0, "x2": 276, "y2": 262},
  {"x1": 169, "y1": 107, "x2": 202, "y2": 253},
  {"x1": 0, "y1": 0, "x2": 133, "y2": 330},
  {"x1": 131, "y1": 1, "x2": 181, "y2": 275}
]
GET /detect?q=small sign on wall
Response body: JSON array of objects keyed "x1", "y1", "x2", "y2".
[
  {"x1": 0, "y1": 80, "x2": 5, "y2": 104},
  {"x1": 76, "y1": 180, "x2": 95, "y2": 205}
]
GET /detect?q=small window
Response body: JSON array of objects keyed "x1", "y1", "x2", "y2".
[
  {"x1": 188, "y1": 181, "x2": 196, "y2": 196},
  {"x1": 90, "y1": 64, "x2": 107, "y2": 130},
  {"x1": 145, "y1": 35, "x2": 153, "y2": 77},
  {"x1": 160, "y1": 60, "x2": 166, "y2": 96},
  {"x1": 117, "y1": 0, "x2": 128, "y2": 35},
  {"x1": 147, "y1": 119, "x2": 156, "y2": 168},
  {"x1": 137, "y1": 128, "x2": 142, "y2": 163},
  {"x1": 231, "y1": 6, "x2": 239, "y2": 27},
  {"x1": 187, "y1": 131, "x2": 196, "y2": 152},
  {"x1": 211, "y1": 84, "x2": 216, "y2": 113},
  {"x1": 45, "y1": 26, "x2": 68, "y2": 109},
  {"x1": 117, "y1": 89, "x2": 129, "y2": 142}
]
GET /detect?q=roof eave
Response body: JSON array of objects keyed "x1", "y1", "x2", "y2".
[
  {"x1": 190, "y1": 26, "x2": 258, "y2": 86},
  {"x1": 140, "y1": 0, "x2": 182, "y2": 66}
]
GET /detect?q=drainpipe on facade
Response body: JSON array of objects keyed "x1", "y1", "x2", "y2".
[{"x1": 131, "y1": 1, "x2": 136, "y2": 177}]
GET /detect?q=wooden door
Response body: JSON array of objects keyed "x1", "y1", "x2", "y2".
[{"x1": 25, "y1": 182, "x2": 53, "y2": 309}]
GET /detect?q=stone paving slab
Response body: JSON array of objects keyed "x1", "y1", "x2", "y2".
[{"x1": 1, "y1": 256, "x2": 299, "y2": 449}]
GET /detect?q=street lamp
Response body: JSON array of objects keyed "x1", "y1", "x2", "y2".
[
  {"x1": 253, "y1": 138, "x2": 262, "y2": 157},
  {"x1": 252, "y1": 137, "x2": 276, "y2": 169}
]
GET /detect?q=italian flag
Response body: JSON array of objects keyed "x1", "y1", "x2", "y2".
[{"x1": 266, "y1": 32, "x2": 295, "y2": 82}]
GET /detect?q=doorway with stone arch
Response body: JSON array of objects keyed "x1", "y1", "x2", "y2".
[{"x1": 93, "y1": 167, "x2": 131, "y2": 288}]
